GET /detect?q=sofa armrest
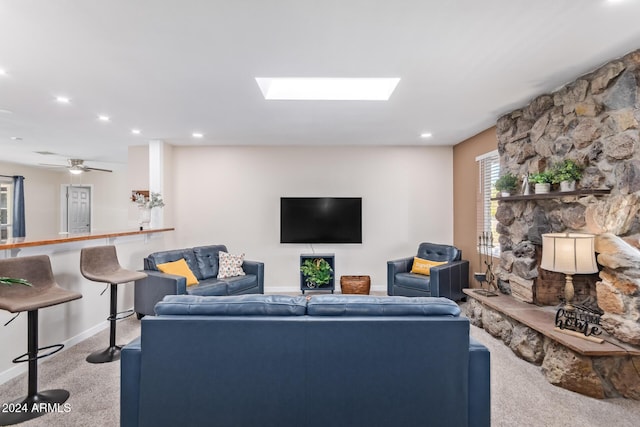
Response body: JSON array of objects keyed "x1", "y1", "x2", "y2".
[
  {"x1": 429, "y1": 259, "x2": 469, "y2": 300},
  {"x1": 134, "y1": 270, "x2": 187, "y2": 316},
  {"x1": 387, "y1": 256, "x2": 414, "y2": 295},
  {"x1": 242, "y1": 260, "x2": 264, "y2": 293},
  {"x1": 121, "y1": 336, "x2": 142, "y2": 427},
  {"x1": 469, "y1": 337, "x2": 491, "y2": 427}
]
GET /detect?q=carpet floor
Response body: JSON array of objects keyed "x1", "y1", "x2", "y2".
[{"x1": 0, "y1": 312, "x2": 639, "y2": 426}]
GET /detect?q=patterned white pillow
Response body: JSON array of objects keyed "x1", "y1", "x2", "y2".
[{"x1": 217, "y1": 251, "x2": 246, "y2": 278}]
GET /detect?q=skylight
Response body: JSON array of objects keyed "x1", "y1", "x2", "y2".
[{"x1": 255, "y1": 77, "x2": 400, "y2": 101}]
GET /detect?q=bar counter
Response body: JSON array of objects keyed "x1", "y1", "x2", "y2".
[{"x1": 0, "y1": 227, "x2": 175, "y2": 250}]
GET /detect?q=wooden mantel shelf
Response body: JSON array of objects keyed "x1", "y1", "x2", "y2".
[
  {"x1": 0, "y1": 227, "x2": 175, "y2": 250},
  {"x1": 463, "y1": 288, "x2": 640, "y2": 357},
  {"x1": 492, "y1": 188, "x2": 610, "y2": 201}
]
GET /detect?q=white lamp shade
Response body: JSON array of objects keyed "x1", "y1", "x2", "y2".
[{"x1": 541, "y1": 233, "x2": 598, "y2": 274}]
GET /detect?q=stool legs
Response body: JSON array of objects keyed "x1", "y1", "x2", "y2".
[
  {"x1": 87, "y1": 283, "x2": 121, "y2": 363},
  {"x1": 0, "y1": 311, "x2": 70, "y2": 426}
]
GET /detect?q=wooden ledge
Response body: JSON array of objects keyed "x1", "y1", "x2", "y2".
[
  {"x1": 0, "y1": 228, "x2": 175, "y2": 250},
  {"x1": 463, "y1": 288, "x2": 640, "y2": 357}
]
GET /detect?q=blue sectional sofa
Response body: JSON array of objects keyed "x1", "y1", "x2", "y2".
[
  {"x1": 133, "y1": 245, "x2": 264, "y2": 317},
  {"x1": 121, "y1": 294, "x2": 490, "y2": 427}
]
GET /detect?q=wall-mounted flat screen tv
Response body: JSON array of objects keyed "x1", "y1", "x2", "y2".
[{"x1": 280, "y1": 197, "x2": 362, "y2": 244}]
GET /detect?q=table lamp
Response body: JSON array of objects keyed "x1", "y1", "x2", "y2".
[{"x1": 540, "y1": 232, "x2": 598, "y2": 309}]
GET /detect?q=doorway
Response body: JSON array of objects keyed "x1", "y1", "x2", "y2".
[{"x1": 61, "y1": 185, "x2": 92, "y2": 233}]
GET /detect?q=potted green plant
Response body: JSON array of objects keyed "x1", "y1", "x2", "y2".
[
  {"x1": 0, "y1": 277, "x2": 32, "y2": 287},
  {"x1": 494, "y1": 173, "x2": 518, "y2": 197},
  {"x1": 551, "y1": 159, "x2": 583, "y2": 192},
  {"x1": 300, "y1": 258, "x2": 333, "y2": 289},
  {"x1": 529, "y1": 171, "x2": 554, "y2": 194}
]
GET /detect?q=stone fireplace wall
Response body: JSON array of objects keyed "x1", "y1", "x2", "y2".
[{"x1": 494, "y1": 49, "x2": 640, "y2": 346}]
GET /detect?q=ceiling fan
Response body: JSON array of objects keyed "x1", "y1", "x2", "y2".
[{"x1": 41, "y1": 158, "x2": 113, "y2": 174}]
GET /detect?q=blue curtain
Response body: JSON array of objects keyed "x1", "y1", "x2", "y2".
[{"x1": 12, "y1": 175, "x2": 25, "y2": 237}]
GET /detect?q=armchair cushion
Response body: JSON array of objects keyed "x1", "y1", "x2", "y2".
[
  {"x1": 395, "y1": 272, "x2": 432, "y2": 292},
  {"x1": 417, "y1": 242, "x2": 461, "y2": 262}
]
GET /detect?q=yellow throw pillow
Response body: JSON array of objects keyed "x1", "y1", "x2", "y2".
[
  {"x1": 411, "y1": 257, "x2": 447, "y2": 276},
  {"x1": 156, "y1": 258, "x2": 199, "y2": 286}
]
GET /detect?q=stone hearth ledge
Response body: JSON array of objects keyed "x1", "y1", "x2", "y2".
[{"x1": 464, "y1": 289, "x2": 640, "y2": 399}]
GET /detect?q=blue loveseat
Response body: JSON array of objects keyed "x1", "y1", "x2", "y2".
[
  {"x1": 133, "y1": 245, "x2": 264, "y2": 317},
  {"x1": 121, "y1": 294, "x2": 490, "y2": 427}
]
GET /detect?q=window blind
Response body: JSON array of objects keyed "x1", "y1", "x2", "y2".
[{"x1": 476, "y1": 150, "x2": 500, "y2": 255}]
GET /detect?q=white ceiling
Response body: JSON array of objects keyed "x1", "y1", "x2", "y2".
[{"x1": 1, "y1": 0, "x2": 640, "y2": 171}]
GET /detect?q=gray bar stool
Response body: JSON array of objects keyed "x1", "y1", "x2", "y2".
[
  {"x1": 80, "y1": 245, "x2": 147, "y2": 363},
  {"x1": 0, "y1": 255, "x2": 82, "y2": 426}
]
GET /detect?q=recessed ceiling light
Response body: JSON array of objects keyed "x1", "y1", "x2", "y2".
[
  {"x1": 420, "y1": 132, "x2": 433, "y2": 138},
  {"x1": 131, "y1": 129, "x2": 141, "y2": 135},
  {"x1": 56, "y1": 96, "x2": 70, "y2": 104},
  {"x1": 98, "y1": 115, "x2": 110, "y2": 122},
  {"x1": 255, "y1": 77, "x2": 401, "y2": 101},
  {"x1": 10, "y1": 136, "x2": 22, "y2": 141},
  {"x1": 0, "y1": 69, "x2": 7, "y2": 76},
  {"x1": 192, "y1": 132, "x2": 204, "y2": 138}
]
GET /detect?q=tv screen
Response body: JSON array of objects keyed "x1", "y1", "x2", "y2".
[{"x1": 280, "y1": 197, "x2": 362, "y2": 244}]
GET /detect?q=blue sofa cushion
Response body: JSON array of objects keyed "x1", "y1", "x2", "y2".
[
  {"x1": 193, "y1": 245, "x2": 227, "y2": 280},
  {"x1": 307, "y1": 295, "x2": 460, "y2": 316},
  {"x1": 145, "y1": 249, "x2": 202, "y2": 279},
  {"x1": 225, "y1": 274, "x2": 259, "y2": 294},
  {"x1": 185, "y1": 279, "x2": 228, "y2": 296},
  {"x1": 394, "y1": 272, "x2": 431, "y2": 291},
  {"x1": 155, "y1": 294, "x2": 308, "y2": 316}
]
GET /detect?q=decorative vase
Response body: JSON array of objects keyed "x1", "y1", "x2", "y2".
[
  {"x1": 560, "y1": 181, "x2": 576, "y2": 192},
  {"x1": 138, "y1": 206, "x2": 151, "y2": 229},
  {"x1": 534, "y1": 183, "x2": 551, "y2": 194}
]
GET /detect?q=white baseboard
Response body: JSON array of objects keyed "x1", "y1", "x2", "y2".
[{"x1": 0, "y1": 307, "x2": 133, "y2": 386}]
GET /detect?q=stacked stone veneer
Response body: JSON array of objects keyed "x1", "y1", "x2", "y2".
[{"x1": 494, "y1": 49, "x2": 640, "y2": 347}]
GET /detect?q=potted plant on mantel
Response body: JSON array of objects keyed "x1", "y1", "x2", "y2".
[
  {"x1": 529, "y1": 171, "x2": 554, "y2": 194},
  {"x1": 300, "y1": 258, "x2": 333, "y2": 289},
  {"x1": 495, "y1": 173, "x2": 518, "y2": 197},
  {"x1": 551, "y1": 159, "x2": 583, "y2": 192}
]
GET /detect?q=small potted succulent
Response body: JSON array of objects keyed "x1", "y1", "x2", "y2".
[
  {"x1": 494, "y1": 173, "x2": 518, "y2": 197},
  {"x1": 551, "y1": 159, "x2": 583, "y2": 192},
  {"x1": 529, "y1": 171, "x2": 554, "y2": 194}
]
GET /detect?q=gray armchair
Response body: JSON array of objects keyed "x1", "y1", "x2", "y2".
[{"x1": 387, "y1": 242, "x2": 468, "y2": 301}]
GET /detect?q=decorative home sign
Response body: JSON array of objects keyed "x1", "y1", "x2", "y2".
[{"x1": 555, "y1": 305, "x2": 602, "y2": 338}]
